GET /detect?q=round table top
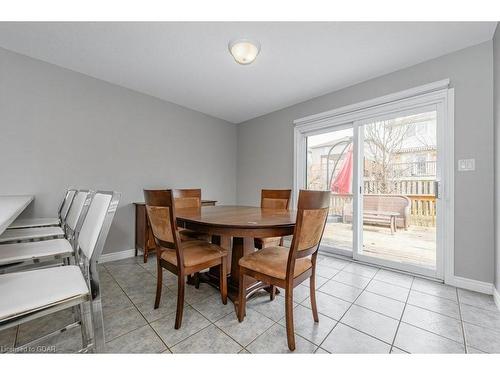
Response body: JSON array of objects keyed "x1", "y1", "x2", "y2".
[{"x1": 176, "y1": 205, "x2": 297, "y2": 229}]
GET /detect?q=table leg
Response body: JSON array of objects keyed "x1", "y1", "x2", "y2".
[
  {"x1": 229, "y1": 237, "x2": 254, "y2": 287},
  {"x1": 195, "y1": 236, "x2": 275, "y2": 308}
]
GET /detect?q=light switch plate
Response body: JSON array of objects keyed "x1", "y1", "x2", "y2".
[{"x1": 458, "y1": 159, "x2": 475, "y2": 171}]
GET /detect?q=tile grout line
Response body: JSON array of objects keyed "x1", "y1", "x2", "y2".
[
  {"x1": 314, "y1": 261, "x2": 382, "y2": 352},
  {"x1": 389, "y1": 276, "x2": 414, "y2": 353},
  {"x1": 103, "y1": 261, "x2": 174, "y2": 351},
  {"x1": 456, "y1": 288, "x2": 468, "y2": 353},
  {"x1": 241, "y1": 258, "x2": 350, "y2": 352},
  {"x1": 106, "y1": 255, "x2": 495, "y2": 354},
  {"x1": 131, "y1": 258, "x2": 244, "y2": 352},
  {"x1": 13, "y1": 324, "x2": 20, "y2": 348},
  {"x1": 129, "y1": 258, "x2": 253, "y2": 352}
]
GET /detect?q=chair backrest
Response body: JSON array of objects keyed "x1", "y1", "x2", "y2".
[
  {"x1": 261, "y1": 189, "x2": 292, "y2": 210},
  {"x1": 144, "y1": 190, "x2": 183, "y2": 264},
  {"x1": 287, "y1": 190, "x2": 330, "y2": 278},
  {"x1": 59, "y1": 189, "x2": 77, "y2": 221},
  {"x1": 172, "y1": 189, "x2": 202, "y2": 209},
  {"x1": 65, "y1": 190, "x2": 91, "y2": 233},
  {"x1": 77, "y1": 191, "x2": 120, "y2": 261}
]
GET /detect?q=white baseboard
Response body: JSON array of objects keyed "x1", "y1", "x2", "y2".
[
  {"x1": 494, "y1": 287, "x2": 500, "y2": 311},
  {"x1": 446, "y1": 275, "x2": 494, "y2": 295},
  {"x1": 99, "y1": 248, "x2": 136, "y2": 263}
]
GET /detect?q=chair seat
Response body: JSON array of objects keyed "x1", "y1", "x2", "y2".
[
  {"x1": 178, "y1": 228, "x2": 210, "y2": 242},
  {"x1": 0, "y1": 239, "x2": 73, "y2": 266},
  {"x1": 8, "y1": 217, "x2": 60, "y2": 229},
  {"x1": 254, "y1": 236, "x2": 281, "y2": 249},
  {"x1": 239, "y1": 246, "x2": 312, "y2": 280},
  {"x1": 0, "y1": 226, "x2": 65, "y2": 243},
  {"x1": 160, "y1": 240, "x2": 227, "y2": 268},
  {"x1": 0, "y1": 265, "x2": 89, "y2": 322}
]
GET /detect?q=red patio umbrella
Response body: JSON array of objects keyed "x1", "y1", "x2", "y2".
[{"x1": 331, "y1": 144, "x2": 353, "y2": 194}]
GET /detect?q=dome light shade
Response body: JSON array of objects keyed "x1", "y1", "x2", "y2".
[{"x1": 228, "y1": 39, "x2": 260, "y2": 65}]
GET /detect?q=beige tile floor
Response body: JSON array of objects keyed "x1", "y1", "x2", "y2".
[{"x1": 1, "y1": 253, "x2": 499, "y2": 354}]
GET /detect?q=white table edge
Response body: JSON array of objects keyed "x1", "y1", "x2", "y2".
[{"x1": 0, "y1": 195, "x2": 34, "y2": 235}]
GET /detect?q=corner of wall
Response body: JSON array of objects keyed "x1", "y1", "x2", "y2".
[{"x1": 494, "y1": 22, "x2": 500, "y2": 296}]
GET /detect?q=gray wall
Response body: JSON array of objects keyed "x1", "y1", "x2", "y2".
[
  {"x1": 494, "y1": 24, "x2": 500, "y2": 291},
  {"x1": 0, "y1": 47, "x2": 237, "y2": 255},
  {"x1": 237, "y1": 41, "x2": 494, "y2": 283}
]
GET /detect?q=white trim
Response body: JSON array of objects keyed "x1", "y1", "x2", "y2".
[
  {"x1": 99, "y1": 248, "x2": 136, "y2": 263},
  {"x1": 446, "y1": 275, "x2": 494, "y2": 295},
  {"x1": 293, "y1": 79, "x2": 454, "y2": 280},
  {"x1": 294, "y1": 79, "x2": 450, "y2": 126},
  {"x1": 443, "y1": 88, "x2": 455, "y2": 285},
  {"x1": 494, "y1": 287, "x2": 500, "y2": 311}
]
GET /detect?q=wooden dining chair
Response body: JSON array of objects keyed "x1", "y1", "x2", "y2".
[
  {"x1": 254, "y1": 189, "x2": 292, "y2": 249},
  {"x1": 253, "y1": 189, "x2": 292, "y2": 300},
  {"x1": 144, "y1": 189, "x2": 228, "y2": 329},
  {"x1": 172, "y1": 189, "x2": 210, "y2": 242},
  {"x1": 173, "y1": 188, "x2": 211, "y2": 288},
  {"x1": 238, "y1": 189, "x2": 330, "y2": 351}
]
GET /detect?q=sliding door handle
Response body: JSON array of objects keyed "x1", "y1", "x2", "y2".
[{"x1": 434, "y1": 181, "x2": 440, "y2": 199}]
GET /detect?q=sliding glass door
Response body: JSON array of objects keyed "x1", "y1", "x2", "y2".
[
  {"x1": 306, "y1": 125, "x2": 354, "y2": 256},
  {"x1": 304, "y1": 105, "x2": 442, "y2": 278},
  {"x1": 355, "y1": 107, "x2": 439, "y2": 276}
]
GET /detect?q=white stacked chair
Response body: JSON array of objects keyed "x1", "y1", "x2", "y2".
[
  {"x1": 8, "y1": 189, "x2": 77, "y2": 229},
  {"x1": 0, "y1": 191, "x2": 120, "y2": 353},
  {"x1": 0, "y1": 190, "x2": 92, "y2": 273},
  {"x1": 0, "y1": 190, "x2": 89, "y2": 244}
]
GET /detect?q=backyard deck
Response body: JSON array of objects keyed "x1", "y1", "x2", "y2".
[{"x1": 321, "y1": 222, "x2": 436, "y2": 268}]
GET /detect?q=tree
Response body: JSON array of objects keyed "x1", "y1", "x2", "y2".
[{"x1": 364, "y1": 119, "x2": 413, "y2": 194}]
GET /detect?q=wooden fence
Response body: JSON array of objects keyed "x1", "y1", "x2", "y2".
[
  {"x1": 363, "y1": 179, "x2": 435, "y2": 195},
  {"x1": 329, "y1": 183, "x2": 436, "y2": 227}
]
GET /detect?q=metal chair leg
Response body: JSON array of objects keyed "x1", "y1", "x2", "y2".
[
  {"x1": 78, "y1": 302, "x2": 92, "y2": 351},
  {"x1": 90, "y1": 297, "x2": 105, "y2": 353}
]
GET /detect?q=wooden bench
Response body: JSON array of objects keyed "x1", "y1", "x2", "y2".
[{"x1": 342, "y1": 194, "x2": 411, "y2": 233}]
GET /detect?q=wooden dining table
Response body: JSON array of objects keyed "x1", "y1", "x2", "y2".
[{"x1": 176, "y1": 205, "x2": 297, "y2": 304}]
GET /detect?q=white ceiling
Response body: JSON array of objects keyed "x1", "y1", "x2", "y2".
[{"x1": 0, "y1": 22, "x2": 496, "y2": 123}]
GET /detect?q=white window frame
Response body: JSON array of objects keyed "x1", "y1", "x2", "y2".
[{"x1": 293, "y1": 79, "x2": 454, "y2": 282}]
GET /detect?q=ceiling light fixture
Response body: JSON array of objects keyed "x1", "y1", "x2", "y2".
[{"x1": 228, "y1": 39, "x2": 260, "y2": 65}]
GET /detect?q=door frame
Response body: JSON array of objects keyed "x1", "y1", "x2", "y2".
[{"x1": 293, "y1": 79, "x2": 454, "y2": 281}]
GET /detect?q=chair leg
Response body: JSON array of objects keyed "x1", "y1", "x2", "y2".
[
  {"x1": 90, "y1": 297, "x2": 105, "y2": 353},
  {"x1": 154, "y1": 262, "x2": 163, "y2": 309},
  {"x1": 238, "y1": 271, "x2": 246, "y2": 322},
  {"x1": 220, "y1": 257, "x2": 228, "y2": 305},
  {"x1": 174, "y1": 275, "x2": 185, "y2": 329},
  {"x1": 194, "y1": 272, "x2": 201, "y2": 289},
  {"x1": 270, "y1": 285, "x2": 276, "y2": 301},
  {"x1": 143, "y1": 248, "x2": 148, "y2": 263},
  {"x1": 309, "y1": 275, "x2": 319, "y2": 323},
  {"x1": 76, "y1": 303, "x2": 91, "y2": 350},
  {"x1": 285, "y1": 287, "x2": 296, "y2": 351}
]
